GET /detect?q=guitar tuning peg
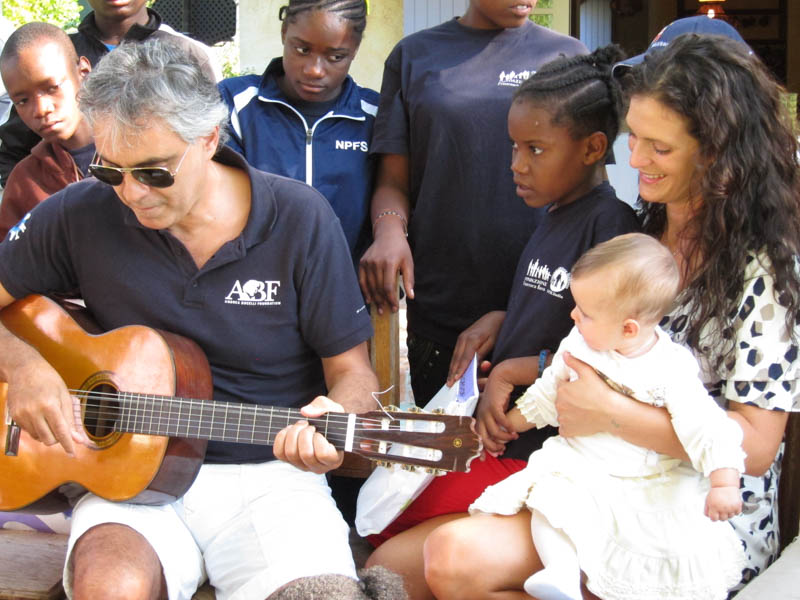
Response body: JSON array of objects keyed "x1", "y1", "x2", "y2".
[
  {"x1": 430, "y1": 408, "x2": 445, "y2": 415},
  {"x1": 383, "y1": 405, "x2": 399, "y2": 412},
  {"x1": 422, "y1": 468, "x2": 447, "y2": 476},
  {"x1": 405, "y1": 405, "x2": 422, "y2": 413},
  {"x1": 401, "y1": 464, "x2": 415, "y2": 472},
  {"x1": 373, "y1": 460, "x2": 391, "y2": 469}
]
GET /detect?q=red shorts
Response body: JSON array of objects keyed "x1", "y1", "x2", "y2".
[{"x1": 367, "y1": 454, "x2": 527, "y2": 547}]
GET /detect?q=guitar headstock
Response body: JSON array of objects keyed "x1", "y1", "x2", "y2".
[{"x1": 349, "y1": 407, "x2": 482, "y2": 473}]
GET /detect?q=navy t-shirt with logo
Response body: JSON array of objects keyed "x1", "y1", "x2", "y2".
[
  {"x1": 492, "y1": 182, "x2": 641, "y2": 460},
  {"x1": 0, "y1": 147, "x2": 373, "y2": 464},
  {"x1": 371, "y1": 18, "x2": 588, "y2": 347}
]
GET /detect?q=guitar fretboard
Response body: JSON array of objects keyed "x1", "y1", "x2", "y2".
[{"x1": 108, "y1": 393, "x2": 350, "y2": 449}]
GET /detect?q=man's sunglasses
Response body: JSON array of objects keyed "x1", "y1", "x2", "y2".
[{"x1": 88, "y1": 144, "x2": 191, "y2": 188}]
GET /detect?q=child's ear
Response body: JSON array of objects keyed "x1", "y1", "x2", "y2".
[
  {"x1": 583, "y1": 131, "x2": 608, "y2": 165},
  {"x1": 77, "y1": 56, "x2": 91, "y2": 81},
  {"x1": 622, "y1": 318, "x2": 639, "y2": 339}
]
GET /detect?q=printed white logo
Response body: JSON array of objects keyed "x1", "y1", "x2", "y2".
[
  {"x1": 335, "y1": 140, "x2": 369, "y2": 152},
  {"x1": 225, "y1": 279, "x2": 281, "y2": 306},
  {"x1": 497, "y1": 69, "x2": 536, "y2": 87},
  {"x1": 549, "y1": 267, "x2": 570, "y2": 293},
  {"x1": 7, "y1": 213, "x2": 31, "y2": 241},
  {"x1": 523, "y1": 259, "x2": 569, "y2": 299}
]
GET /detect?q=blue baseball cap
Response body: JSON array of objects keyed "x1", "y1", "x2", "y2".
[{"x1": 612, "y1": 15, "x2": 750, "y2": 75}]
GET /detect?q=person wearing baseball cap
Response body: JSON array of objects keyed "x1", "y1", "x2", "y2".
[
  {"x1": 605, "y1": 14, "x2": 754, "y2": 205},
  {"x1": 612, "y1": 15, "x2": 750, "y2": 75}
]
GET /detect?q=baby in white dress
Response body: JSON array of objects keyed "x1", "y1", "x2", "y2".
[{"x1": 469, "y1": 233, "x2": 747, "y2": 600}]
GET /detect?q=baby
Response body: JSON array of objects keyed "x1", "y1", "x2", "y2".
[{"x1": 470, "y1": 233, "x2": 746, "y2": 600}]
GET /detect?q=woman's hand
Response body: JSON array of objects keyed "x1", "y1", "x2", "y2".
[
  {"x1": 554, "y1": 352, "x2": 620, "y2": 437},
  {"x1": 556, "y1": 352, "x2": 689, "y2": 460},
  {"x1": 447, "y1": 311, "x2": 506, "y2": 386}
]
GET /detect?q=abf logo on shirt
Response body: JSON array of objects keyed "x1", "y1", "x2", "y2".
[
  {"x1": 225, "y1": 279, "x2": 281, "y2": 306},
  {"x1": 523, "y1": 259, "x2": 569, "y2": 299}
]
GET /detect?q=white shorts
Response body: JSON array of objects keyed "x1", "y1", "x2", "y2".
[{"x1": 63, "y1": 461, "x2": 357, "y2": 600}]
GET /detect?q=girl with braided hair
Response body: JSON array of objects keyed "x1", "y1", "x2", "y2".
[
  {"x1": 218, "y1": 0, "x2": 377, "y2": 261},
  {"x1": 365, "y1": 45, "x2": 640, "y2": 599}
]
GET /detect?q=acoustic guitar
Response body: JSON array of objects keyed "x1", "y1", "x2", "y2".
[{"x1": 0, "y1": 295, "x2": 481, "y2": 513}]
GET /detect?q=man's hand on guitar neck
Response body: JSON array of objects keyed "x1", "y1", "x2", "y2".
[{"x1": 273, "y1": 396, "x2": 346, "y2": 474}]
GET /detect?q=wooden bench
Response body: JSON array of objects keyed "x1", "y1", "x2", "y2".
[{"x1": 0, "y1": 308, "x2": 401, "y2": 600}]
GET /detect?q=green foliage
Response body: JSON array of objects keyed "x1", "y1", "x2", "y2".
[
  {"x1": 530, "y1": 14, "x2": 553, "y2": 28},
  {"x1": 218, "y1": 40, "x2": 239, "y2": 79},
  {"x1": 530, "y1": 0, "x2": 554, "y2": 29},
  {"x1": 2, "y1": 0, "x2": 84, "y2": 30}
]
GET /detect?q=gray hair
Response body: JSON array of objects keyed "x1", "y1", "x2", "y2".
[{"x1": 79, "y1": 38, "x2": 229, "y2": 147}]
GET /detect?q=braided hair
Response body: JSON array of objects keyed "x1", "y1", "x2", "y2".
[
  {"x1": 513, "y1": 45, "x2": 626, "y2": 160},
  {"x1": 278, "y1": 0, "x2": 368, "y2": 39}
]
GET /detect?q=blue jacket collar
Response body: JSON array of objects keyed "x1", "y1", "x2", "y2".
[{"x1": 257, "y1": 57, "x2": 366, "y2": 119}]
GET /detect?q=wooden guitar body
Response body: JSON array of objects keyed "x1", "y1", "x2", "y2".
[{"x1": 0, "y1": 295, "x2": 211, "y2": 512}]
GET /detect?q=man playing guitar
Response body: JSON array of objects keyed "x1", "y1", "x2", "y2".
[{"x1": 0, "y1": 38, "x2": 381, "y2": 600}]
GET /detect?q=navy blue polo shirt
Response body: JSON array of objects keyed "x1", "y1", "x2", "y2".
[{"x1": 0, "y1": 147, "x2": 373, "y2": 463}]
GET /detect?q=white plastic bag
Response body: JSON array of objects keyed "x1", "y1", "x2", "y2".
[{"x1": 355, "y1": 354, "x2": 479, "y2": 536}]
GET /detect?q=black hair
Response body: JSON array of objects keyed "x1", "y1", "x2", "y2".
[
  {"x1": 0, "y1": 21, "x2": 79, "y2": 69},
  {"x1": 513, "y1": 44, "x2": 626, "y2": 159},
  {"x1": 278, "y1": 0, "x2": 368, "y2": 39}
]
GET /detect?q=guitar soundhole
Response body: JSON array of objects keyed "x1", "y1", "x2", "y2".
[{"x1": 83, "y1": 383, "x2": 120, "y2": 440}]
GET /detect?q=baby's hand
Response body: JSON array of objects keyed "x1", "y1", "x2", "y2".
[{"x1": 705, "y1": 485, "x2": 742, "y2": 521}]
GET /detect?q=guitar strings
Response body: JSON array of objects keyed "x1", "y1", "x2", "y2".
[
  {"x1": 74, "y1": 403, "x2": 447, "y2": 460},
  {"x1": 54, "y1": 390, "x2": 467, "y2": 469},
  {"x1": 67, "y1": 389, "x2": 452, "y2": 445},
  {"x1": 67, "y1": 388, "x2": 445, "y2": 429}
]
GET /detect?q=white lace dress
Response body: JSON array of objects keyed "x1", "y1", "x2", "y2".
[{"x1": 470, "y1": 326, "x2": 748, "y2": 600}]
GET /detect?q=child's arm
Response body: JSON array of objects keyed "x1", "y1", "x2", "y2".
[
  {"x1": 705, "y1": 467, "x2": 742, "y2": 521},
  {"x1": 514, "y1": 350, "x2": 569, "y2": 430},
  {"x1": 506, "y1": 406, "x2": 533, "y2": 434},
  {"x1": 665, "y1": 352, "x2": 747, "y2": 478},
  {"x1": 477, "y1": 356, "x2": 539, "y2": 455}
]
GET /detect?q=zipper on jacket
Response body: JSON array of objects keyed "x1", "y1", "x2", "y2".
[{"x1": 259, "y1": 96, "x2": 366, "y2": 187}]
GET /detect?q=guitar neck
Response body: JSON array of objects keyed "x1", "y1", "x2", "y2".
[{"x1": 111, "y1": 393, "x2": 350, "y2": 449}]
